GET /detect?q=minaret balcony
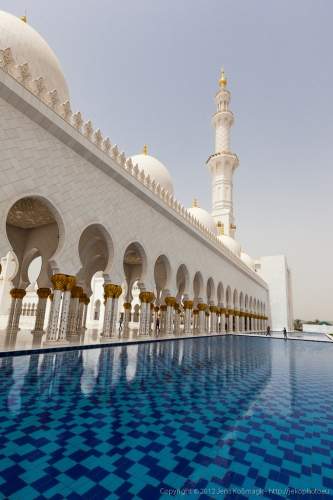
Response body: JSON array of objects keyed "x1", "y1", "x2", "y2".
[
  {"x1": 212, "y1": 110, "x2": 234, "y2": 128},
  {"x1": 206, "y1": 151, "x2": 239, "y2": 174}
]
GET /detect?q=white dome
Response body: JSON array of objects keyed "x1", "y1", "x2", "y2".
[
  {"x1": 187, "y1": 202, "x2": 217, "y2": 235},
  {"x1": 218, "y1": 234, "x2": 241, "y2": 257},
  {"x1": 0, "y1": 11, "x2": 69, "y2": 104},
  {"x1": 130, "y1": 152, "x2": 174, "y2": 196},
  {"x1": 241, "y1": 252, "x2": 255, "y2": 271}
]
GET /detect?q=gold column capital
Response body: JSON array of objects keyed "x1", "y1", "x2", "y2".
[
  {"x1": 37, "y1": 288, "x2": 51, "y2": 299},
  {"x1": 123, "y1": 302, "x2": 132, "y2": 309},
  {"x1": 209, "y1": 306, "x2": 218, "y2": 313},
  {"x1": 49, "y1": 293, "x2": 54, "y2": 303},
  {"x1": 79, "y1": 292, "x2": 88, "y2": 303},
  {"x1": 228, "y1": 309, "x2": 234, "y2": 315},
  {"x1": 192, "y1": 309, "x2": 199, "y2": 315},
  {"x1": 160, "y1": 305, "x2": 167, "y2": 311},
  {"x1": 139, "y1": 291, "x2": 154, "y2": 303},
  {"x1": 153, "y1": 306, "x2": 159, "y2": 312},
  {"x1": 51, "y1": 273, "x2": 67, "y2": 291},
  {"x1": 205, "y1": 312, "x2": 210, "y2": 317},
  {"x1": 71, "y1": 286, "x2": 83, "y2": 299},
  {"x1": 84, "y1": 298, "x2": 90, "y2": 306},
  {"x1": 165, "y1": 296, "x2": 177, "y2": 307},
  {"x1": 183, "y1": 300, "x2": 194, "y2": 310},
  {"x1": 64, "y1": 275, "x2": 76, "y2": 292},
  {"x1": 234, "y1": 310, "x2": 240, "y2": 316},
  {"x1": 220, "y1": 307, "x2": 226, "y2": 314},
  {"x1": 198, "y1": 303, "x2": 207, "y2": 311}
]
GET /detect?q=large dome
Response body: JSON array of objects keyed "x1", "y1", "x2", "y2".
[
  {"x1": 0, "y1": 11, "x2": 69, "y2": 103},
  {"x1": 187, "y1": 200, "x2": 217, "y2": 235},
  {"x1": 218, "y1": 233, "x2": 241, "y2": 257},
  {"x1": 240, "y1": 250, "x2": 255, "y2": 271},
  {"x1": 130, "y1": 149, "x2": 174, "y2": 196}
]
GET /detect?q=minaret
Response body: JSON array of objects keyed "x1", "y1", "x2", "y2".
[{"x1": 206, "y1": 68, "x2": 239, "y2": 238}]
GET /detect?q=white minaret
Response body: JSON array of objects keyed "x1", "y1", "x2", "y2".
[{"x1": 206, "y1": 68, "x2": 239, "y2": 238}]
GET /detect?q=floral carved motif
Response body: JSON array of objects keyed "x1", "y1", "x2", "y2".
[
  {"x1": 31, "y1": 76, "x2": 46, "y2": 100},
  {"x1": 0, "y1": 48, "x2": 14, "y2": 72},
  {"x1": 46, "y1": 89, "x2": 60, "y2": 112},
  {"x1": 60, "y1": 101, "x2": 72, "y2": 122},
  {"x1": 83, "y1": 120, "x2": 93, "y2": 141},
  {"x1": 72, "y1": 111, "x2": 83, "y2": 132},
  {"x1": 93, "y1": 129, "x2": 103, "y2": 148}
]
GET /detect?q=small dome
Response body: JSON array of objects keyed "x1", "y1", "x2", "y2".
[
  {"x1": 187, "y1": 199, "x2": 217, "y2": 235},
  {"x1": 241, "y1": 251, "x2": 255, "y2": 271},
  {"x1": 0, "y1": 11, "x2": 69, "y2": 103},
  {"x1": 130, "y1": 148, "x2": 174, "y2": 196},
  {"x1": 218, "y1": 233, "x2": 241, "y2": 257}
]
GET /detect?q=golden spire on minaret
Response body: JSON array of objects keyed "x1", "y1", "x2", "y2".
[
  {"x1": 219, "y1": 67, "x2": 227, "y2": 87},
  {"x1": 143, "y1": 144, "x2": 147, "y2": 155},
  {"x1": 192, "y1": 198, "x2": 198, "y2": 208},
  {"x1": 21, "y1": 14, "x2": 26, "y2": 22}
]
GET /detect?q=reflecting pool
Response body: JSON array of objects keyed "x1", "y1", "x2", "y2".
[{"x1": 0, "y1": 336, "x2": 332, "y2": 499}]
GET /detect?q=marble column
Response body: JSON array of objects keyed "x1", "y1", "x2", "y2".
[
  {"x1": 6, "y1": 289, "x2": 18, "y2": 334},
  {"x1": 220, "y1": 308, "x2": 226, "y2": 334},
  {"x1": 205, "y1": 312, "x2": 210, "y2": 333},
  {"x1": 174, "y1": 304, "x2": 180, "y2": 335},
  {"x1": 101, "y1": 286, "x2": 113, "y2": 340},
  {"x1": 239, "y1": 311, "x2": 245, "y2": 333},
  {"x1": 11, "y1": 289, "x2": 26, "y2": 334},
  {"x1": 82, "y1": 298, "x2": 90, "y2": 333},
  {"x1": 160, "y1": 305, "x2": 167, "y2": 335},
  {"x1": 45, "y1": 274, "x2": 67, "y2": 342},
  {"x1": 59, "y1": 279, "x2": 78, "y2": 343},
  {"x1": 31, "y1": 288, "x2": 51, "y2": 340},
  {"x1": 198, "y1": 304, "x2": 207, "y2": 335},
  {"x1": 246, "y1": 312, "x2": 250, "y2": 333},
  {"x1": 228, "y1": 309, "x2": 234, "y2": 333},
  {"x1": 234, "y1": 309, "x2": 240, "y2": 334},
  {"x1": 123, "y1": 302, "x2": 132, "y2": 337},
  {"x1": 153, "y1": 306, "x2": 159, "y2": 334},
  {"x1": 110, "y1": 285, "x2": 122, "y2": 338},
  {"x1": 183, "y1": 300, "x2": 193, "y2": 335},
  {"x1": 165, "y1": 297, "x2": 176, "y2": 336},
  {"x1": 76, "y1": 293, "x2": 87, "y2": 336},
  {"x1": 138, "y1": 292, "x2": 154, "y2": 337},
  {"x1": 192, "y1": 310, "x2": 199, "y2": 334},
  {"x1": 45, "y1": 293, "x2": 54, "y2": 336},
  {"x1": 209, "y1": 306, "x2": 218, "y2": 334}
]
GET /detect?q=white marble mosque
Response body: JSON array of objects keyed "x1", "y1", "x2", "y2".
[{"x1": 0, "y1": 11, "x2": 293, "y2": 349}]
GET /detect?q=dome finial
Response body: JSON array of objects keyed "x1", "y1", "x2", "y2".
[
  {"x1": 219, "y1": 66, "x2": 227, "y2": 87},
  {"x1": 21, "y1": 13, "x2": 26, "y2": 23},
  {"x1": 143, "y1": 144, "x2": 147, "y2": 155},
  {"x1": 192, "y1": 197, "x2": 198, "y2": 208}
]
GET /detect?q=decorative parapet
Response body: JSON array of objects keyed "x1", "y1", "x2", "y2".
[{"x1": 0, "y1": 42, "x2": 266, "y2": 286}]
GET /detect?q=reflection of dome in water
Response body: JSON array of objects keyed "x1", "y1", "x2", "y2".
[
  {"x1": 0, "y1": 11, "x2": 70, "y2": 104},
  {"x1": 187, "y1": 199, "x2": 217, "y2": 235},
  {"x1": 130, "y1": 145, "x2": 174, "y2": 196}
]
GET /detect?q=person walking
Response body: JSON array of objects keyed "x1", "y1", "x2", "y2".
[
  {"x1": 266, "y1": 326, "x2": 271, "y2": 336},
  {"x1": 283, "y1": 327, "x2": 287, "y2": 338},
  {"x1": 156, "y1": 317, "x2": 160, "y2": 333},
  {"x1": 119, "y1": 315, "x2": 123, "y2": 333}
]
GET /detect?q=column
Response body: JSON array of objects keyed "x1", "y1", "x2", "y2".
[
  {"x1": 45, "y1": 274, "x2": 67, "y2": 342},
  {"x1": 253, "y1": 314, "x2": 257, "y2": 333},
  {"x1": 11, "y1": 289, "x2": 26, "y2": 334},
  {"x1": 174, "y1": 304, "x2": 180, "y2": 335},
  {"x1": 6, "y1": 289, "x2": 18, "y2": 334},
  {"x1": 209, "y1": 306, "x2": 218, "y2": 334},
  {"x1": 101, "y1": 284, "x2": 114, "y2": 340},
  {"x1": 246, "y1": 312, "x2": 250, "y2": 333},
  {"x1": 59, "y1": 279, "x2": 78, "y2": 343},
  {"x1": 45, "y1": 293, "x2": 54, "y2": 336},
  {"x1": 228, "y1": 309, "x2": 234, "y2": 333},
  {"x1": 82, "y1": 298, "x2": 90, "y2": 334},
  {"x1": 183, "y1": 301, "x2": 193, "y2": 335},
  {"x1": 198, "y1": 304, "x2": 207, "y2": 335},
  {"x1": 239, "y1": 311, "x2": 244, "y2": 333},
  {"x1": 76, "y1": 293, "x2": 87, "y2": 336},
  {"x1": 220, "y1": 308, "x2": 226, "y2": 334},
  {"x1": 234, "y1": 309, "x2": 240, "y2": 334},
  {"x1": 205, "y1": 312, "x2": 210, "y2": 333},
  {"x1": 31, "y1": 288, "x2": 51, "y2": 338},
  {"x1": 192, "y1": 310, "x2": 199, "y2": 334},
  {"x1": 123, "y1": 302, "x2": 132, "y2": 337},
  {"x1": 165, "y1": 297, "x2": 176, "y2": 336},
  {"x1": 110, "y1": 285, "x2": 122, "y2": 338},
  {"x1": 138, "y1": 292, "x2": 154, "y2": 337},
  {"x1": 160, "y1": 305, "x2": 167, "y2": 335}
]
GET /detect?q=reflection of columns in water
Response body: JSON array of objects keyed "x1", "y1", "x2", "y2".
[
  {"x1": 125, "y1": 344, "x2": 139, "y2": 382},
  {"x1": 96, "y1": 347, "x2": 114, "y2": 393},
  {"x1": 7, "y1": 356, "x2": 30, "y2": 416},
  {"x1": 183, "y1": 301, "x2": 193, "y2": 335}
]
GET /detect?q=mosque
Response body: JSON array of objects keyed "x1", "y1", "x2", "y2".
[{"x1": 0, "y1": 10, "x2": 293, "y2": 347}]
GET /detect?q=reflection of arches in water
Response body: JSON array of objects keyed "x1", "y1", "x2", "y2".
[
  {"x1": 81, "y1": 350, "x2": 100, "y2": 395},
  {"x1": 126, "y1": 345, "x2": 138, "y2": 382},
  {"x1": 7, "y1": 356, "x2": 30, "y2": 416}
]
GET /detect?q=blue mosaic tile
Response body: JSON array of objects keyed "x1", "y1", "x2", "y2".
[{"x1": 0, "y1": 337, "x2": 332, "y2": 499}]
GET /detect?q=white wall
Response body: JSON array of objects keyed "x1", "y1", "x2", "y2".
[{"x1": 303, "y1": 324, "x2": 333, "y2": 334}]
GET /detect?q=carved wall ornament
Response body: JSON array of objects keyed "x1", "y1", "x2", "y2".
[
  {"x1": 111, "y1": 144, "x2": 119, "y2": 162},
  {"x1": 0, "y1": 47, "x2": 14, "y2": 72},
  {"x1": 72, "y1": 111, "x2": 83, "y2": 132},
  {"x1": 133, "y1": 164, "x2": 139, "y2": 178},
  {"x1": 150, "y1": 179, "x2": 156, "y2": 192},
  {"x1": 118, "y1": 151, "x2": 126, "y2": 167},
  {"x1": 46, "y1": 89, "x2": 60, "y2": 112},
  {"x1": 7, "y1": 198, "x2": 56, "y2": 229},
  {"x1": 15, "y1": 63, "x2": 31, "y2": 88},
  {"x1": 60, "y1": 101, "x2": 72, "y2": 123},
  {"x1": 30, "y1": 76, "x2": 46, "y2": 100},
  {"x1": 93, "y1": 129, "x2": 103, "y2": 148},
  {"x1": 139, "y1": 169, "x2": 145, "y2": 183},
  {"x1": 83, "y1": 120, "x2": 93, "y2": 141},
  {"x1": 145, "y1": 174, "x2": 151, "y2": 187},
  {"x1": 102, "y1": 137, "x2": 111, "y2": 155},
  {"x1": 125, "y1": 158, "x2": 133, "y2": 173}
]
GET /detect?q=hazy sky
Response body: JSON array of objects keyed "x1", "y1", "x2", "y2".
[{"x1": 3, "y1": 0, "x2": 333, "y2": 320}]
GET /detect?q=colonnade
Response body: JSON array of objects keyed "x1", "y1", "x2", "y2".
[{"x1": 4, "y1": 273, "x2": 268, "y2": 344}]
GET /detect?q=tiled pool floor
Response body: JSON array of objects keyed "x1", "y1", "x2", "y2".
[{"x1": 0, "y1": 336, "x2": 332, "y2": 499}]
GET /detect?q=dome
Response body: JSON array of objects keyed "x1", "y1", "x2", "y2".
[
  {"x1": 130, "y1": 147, "x2": 174, "y2": 196},
  {"x1": 187, "y1": 199, "x2": 217, "y2": 235},
  {"x1": 240, "y1": 251, "x2": 255, "y2": 271},
  {"x1": 0, "y1": 11, "x2": 69, "y2": 104},
  {"x1": 218, "y1": 233, "x2": 241, "y2": 257}
]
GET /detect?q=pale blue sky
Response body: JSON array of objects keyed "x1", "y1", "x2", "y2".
[{"x1": 4, "y1": 0, "x2": 333, "y2": 319}]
